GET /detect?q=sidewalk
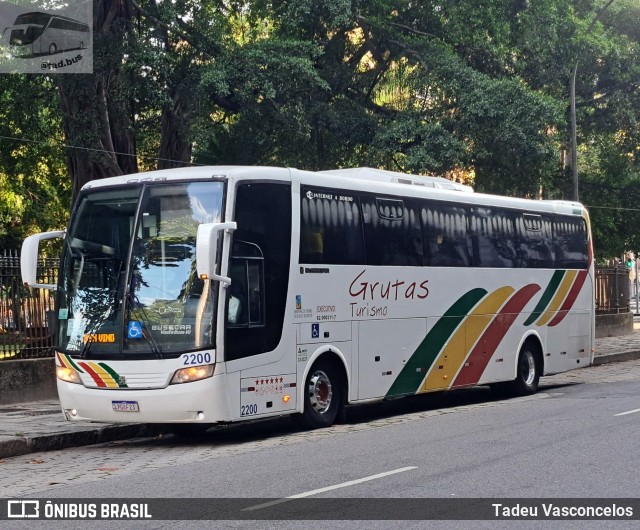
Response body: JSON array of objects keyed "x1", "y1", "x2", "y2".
[{"x1": 2, "y1": 329, "x2": 640, "y2": 460}]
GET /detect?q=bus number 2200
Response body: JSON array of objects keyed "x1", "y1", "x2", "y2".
[
  {"x1": 241, "y1": 404, "x2": 258, "y2": 416},
  {"x1": 182, "y1": 352, "x2": 212, "y2": 366}
]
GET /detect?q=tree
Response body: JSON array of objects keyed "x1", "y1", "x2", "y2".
[
  {"x1": 1, "y1": 0, "x2": 639, "y2": 262},
  {"x1": 0, "y1": 76, "x2": 70, "y2": 248},
  {"x1": 57, "y1": 0, "x2": 138, "y2": 199}
]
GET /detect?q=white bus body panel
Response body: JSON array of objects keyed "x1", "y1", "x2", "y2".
[{"x1": 48, "y1": 166, "x2": 594, "y2": 424}]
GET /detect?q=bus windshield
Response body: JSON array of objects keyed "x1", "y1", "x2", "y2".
[
  {"x1": 57, "y1": 181, "x2": 224, "y2": 357},
  {"x1": 9, "y1": 13, "x2": 50, "y2": 45},
  {"x1": 9, "y1": 24, "x2": 45, "y2": 45}
]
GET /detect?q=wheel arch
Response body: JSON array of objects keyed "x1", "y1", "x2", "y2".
[
  {"x1": 514, "y1": 331, "x2": 544, "y2": 378},
  {"x1": 299, "y1": 346, "x2": 350, "y2": 413}
]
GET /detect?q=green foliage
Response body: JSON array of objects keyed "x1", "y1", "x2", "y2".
[
  {"x1": 0, "y1": 76, "x2": 70, "y2": 248},
  {"x1": 0, "y1": 0, "x2": 639, "y2": 261}
]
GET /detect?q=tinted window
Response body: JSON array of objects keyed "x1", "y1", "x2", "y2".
[
  {"x1": 515, "y1": 213, "x2": 554, "y2": 268},
  {"x1": 420, "y1": 203, "x2": 470, "y2": 267},
  {"x1": 226, "y1": 183, "x2": 291, "y2": 360},
  {"x1": 300, "y1": 188, "x2": 364, "y2": 265},
  {"x1": 553, "y1": 217, "x2": 589, "y2": 269},
  {"x1": 469, "y1": 207, "x2": 518, "y2": 268},
  {"x1": 362, "y1": 196, "x2": 423, "y2": 266}
]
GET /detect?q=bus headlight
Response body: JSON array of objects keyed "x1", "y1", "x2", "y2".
[
  {"x1": 57, "y1": 366, "x2": 82, "y2": 384},
  {"x1": 170, "y1": 364, "x2": 214, "y2": 384}
]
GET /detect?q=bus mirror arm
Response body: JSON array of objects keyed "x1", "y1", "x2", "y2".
[
  {"x1": 196, "y1": 222, "x2": 237, "y2": 285},
  {"x1": 21, "y1": 230, "x2": 65, "y2": 290}
]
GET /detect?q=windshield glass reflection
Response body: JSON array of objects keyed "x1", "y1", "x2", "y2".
[{"x1": 57, "y1": 182, "x2": 224, "y2": 357}]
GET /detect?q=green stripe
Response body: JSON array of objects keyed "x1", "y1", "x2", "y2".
[
  {"x1": 385, "y1": 288, "x2": 488, "y2": 398},
  {"x1": 65, "y1": 354, "x2": 84, "y2": 373},
  {"x1": 98, "y1": 362, "x2": 128, "y2": 388},
  {"x1": 523, "y1": 270, "x2": 566, "y2": 326}
]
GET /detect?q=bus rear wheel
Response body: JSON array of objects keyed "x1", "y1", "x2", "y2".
[
  {"x1": 297, "y1": 360, "x2": 343, "y2": 429},
  {"x1": 507, "y1": 344, "x2": 540, "y2": 396}
]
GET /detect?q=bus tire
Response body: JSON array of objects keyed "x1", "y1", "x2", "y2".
[
  {"x1": 49, "y1": 43, "x2": 57, "y2": 55},
  {"x1": 506, "y1": 343, "x2": 540, "y2": 396},
  {"x1": 298, "y1": 359, "x2": 343, "y2": 429}
]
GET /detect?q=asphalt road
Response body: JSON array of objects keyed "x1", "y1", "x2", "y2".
[{"x1": 3, "y1": 360, "x2": 640, "y2": 529}]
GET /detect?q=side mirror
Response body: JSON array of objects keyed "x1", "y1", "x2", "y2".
[
  {"x1": 21, "y1": 230, "x2": 65, "y2": 289},
  {"x1": 196, "y1": 222, "x2": 237, "y2": 284}
]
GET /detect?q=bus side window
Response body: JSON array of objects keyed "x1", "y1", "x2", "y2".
[
  {"x1": 516, "y1": 214, "x2": 554, "y2": 268},
  {"x1": 421, "y1": 203, "x2": 470, "y2": 267},
  {"x1": 227, "y1": 251, "x2": 265, "y2": 328},
  {"x1": 299, "y1": 188, "x2": 364, "y2": 265},
  {"x1": 227, "y1": 263, "x2": 248, "y2": 326},
  {"x1": 362, "y1": 197, "x2": 422, "y2": 266},
  {"x1": 301, "y1": 228, "x2": 324, "y2": 263}
]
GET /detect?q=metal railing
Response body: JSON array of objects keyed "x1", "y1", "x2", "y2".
[
  {"x1": 0, "y1": 250, "x2": 57, "y2": 360},
  {"x1": 0, "y1": 250, "x2": 632, "y2": 359},
  {"x1": 595, "y1": 266, "x2": 630, "y2": 315}
]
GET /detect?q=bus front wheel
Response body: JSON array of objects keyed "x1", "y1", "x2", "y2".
[{"x1": 298, "y1": 360, "x2": 343, "y2": 429}]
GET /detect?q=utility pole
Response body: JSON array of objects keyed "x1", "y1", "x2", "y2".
[
  {"x1": 570, "y1": 63, "x2": 578, "y2": 201},
  {"x1": 569, "y1": 0, "x2": 616, "y2": 202}
]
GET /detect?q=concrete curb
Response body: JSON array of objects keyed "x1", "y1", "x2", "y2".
[
  {"x1": 0, "y1": 425, "x2": 151, "y2": 459},
  {"x1": 592, "y1": 350, "x2": 640, "y2": 366}
]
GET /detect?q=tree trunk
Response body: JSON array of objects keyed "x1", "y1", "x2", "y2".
[
  {"x1": 58, "y1": 76, "x2": 134, "y2": 200},
  {"x1": 57, "y1": 0, "x2": 137, "y2": 203},
  {"x1": 158, "y1": 87, "x2": 193, "y2": 169}
]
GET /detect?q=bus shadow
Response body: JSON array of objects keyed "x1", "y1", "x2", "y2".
[
  {"x1": 108, "y1": 384, "x2": 580, "y2": 450},
  {"x1": 539, "y1": 382, "x2": 581, "y2": 392}
]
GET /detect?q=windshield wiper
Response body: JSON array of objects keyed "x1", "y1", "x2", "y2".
[
  {"x1": 126, "y1": 292, "x2": 164, "y2": 359},
  {"x1": 141, "y1": 323, "x2": 163, "y2": 359}
]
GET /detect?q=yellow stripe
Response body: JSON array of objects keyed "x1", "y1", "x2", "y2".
[
  {"x1": 421, "y1": 286, "x2": 514, "y2": 392},
  {"x1": 57, "y1": 352, "x2": 71, "y2": 369},
  {"x1": 535, "y1": 270, "x2": 578, "y2": 326},
  {"x1": 87, "y1": 362, "x2": 119, "y2": 388}
]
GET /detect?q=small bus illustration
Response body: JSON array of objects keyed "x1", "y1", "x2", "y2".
[{"x1": 8, "y1": 11, "x2": 89, "y2": 57}]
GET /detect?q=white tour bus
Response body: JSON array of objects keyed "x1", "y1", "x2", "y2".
[
  {"x1": 22, "y1": 166, "x2": 594, "y2": 430},
  {"x1": 9, "y1": 11, "x2": 89, "y2": 57}
]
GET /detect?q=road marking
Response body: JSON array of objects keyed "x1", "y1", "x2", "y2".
[
  {"x1": 614, "y1": 408, "x2": 640, "y2": 417},
  {"x1": 244, "y1": 466, "x2": 418, "y2": 511}
]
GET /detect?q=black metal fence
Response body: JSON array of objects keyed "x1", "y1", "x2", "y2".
[
  {"x1": 0, "y1": 250, "x2": 57, "y2": 360},
  {"x1": 595, "y1": 266, "x2": 630, "y2": 314},
  {"x1": 0, "y1": 248, "x2": 632, "y2": 360}
]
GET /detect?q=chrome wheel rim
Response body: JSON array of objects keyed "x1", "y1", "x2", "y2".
[
  {"x1": 308, "y1": 370, "x2": 332, "y2": 414},
  {"x1": 521, "y1": 351, "x2": 536, "y2": 386}
]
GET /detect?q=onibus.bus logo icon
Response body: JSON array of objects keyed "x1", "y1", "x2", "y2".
[
  {"x1": 7, "y1": 500, "x2": 40, "y2": 518},
  {"x1": 0, "y1": 0, "x2": 92, "y2": 73}
]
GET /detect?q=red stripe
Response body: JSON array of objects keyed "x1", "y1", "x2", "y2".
[
  {"x1": 55, "y1": 351, "x2": 66, "y2": 367},
  {"x1": 77, "y1": 362, "x2": 107, "y2": 387},
  {"x1": 547, "y1": 270, "x2": 589, "y2": 327},
  {"x1": 453, "y1": 284, "x2": 541, "y2": 387}
]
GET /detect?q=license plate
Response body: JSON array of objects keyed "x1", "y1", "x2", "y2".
[{"x1": 112, "y1": 400, "x2": 139, "y2": 412}]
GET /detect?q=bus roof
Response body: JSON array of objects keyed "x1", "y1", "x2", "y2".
[
  {"x1": 80, "y1": 165, "x2": 587, "y2": 217},
  {"x1": 318, "y1": 167, "x2": 474, "y2": 192},
  {"x1": 14, "y1": 11, "x2": 86, "y2": 24}
]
